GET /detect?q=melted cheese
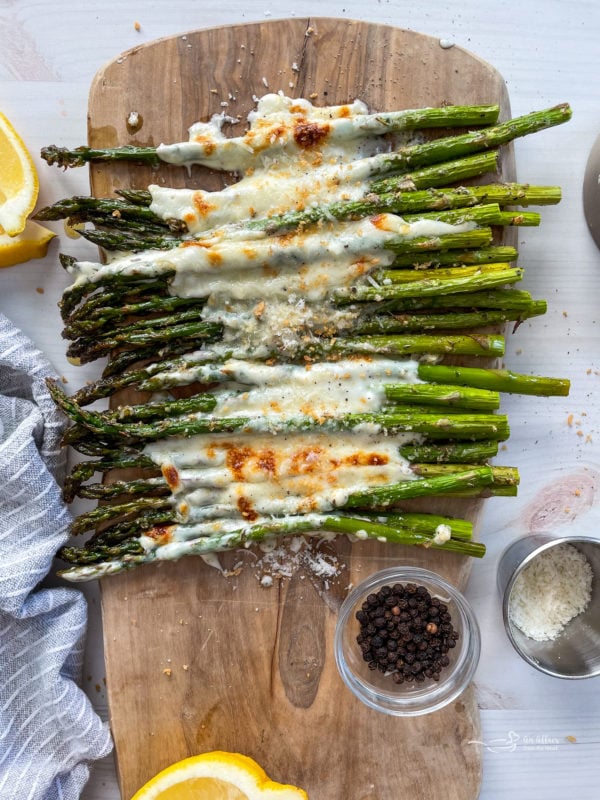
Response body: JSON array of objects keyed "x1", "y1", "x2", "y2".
[
  {"x1": 70, "y1": 214, "x2": 469, "y2": 285},
  {"x1": 147, "y1": 430, "x2": 416, "y2": 485},
  {"x1": 155, "y1": 93, "x2": 401, "y2": 173},
  {"x1": 144, "y1": 356, "x2": 419, "y2": 422},
  {"x1": 68, "y1": 214, "x2": 472, "y2": 356},
  {"x1": 143, "y1": 356, "x2": 420, "y2": 526},
  {"x1": 209, "y1": 357, "x2": 419, "y2": 417},
  {"x1": 145, "y1": 430, "x2": 415, "y2": 522},
  {"x1": 150, "y1": 93, "x2": 432, "y2": 232}
]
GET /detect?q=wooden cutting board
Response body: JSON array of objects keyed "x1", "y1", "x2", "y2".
[{"x1": 89, "y1": 17, "x2": 514, "y2": 799}]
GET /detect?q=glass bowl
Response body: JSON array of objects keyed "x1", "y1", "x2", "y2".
[{"x1": 334, "y1": 566, "x2": 481, "y2": 716}]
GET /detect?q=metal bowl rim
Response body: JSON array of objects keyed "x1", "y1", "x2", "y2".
[{"x1": 501, "y1": 535, "x2": 600, "y2": 679}]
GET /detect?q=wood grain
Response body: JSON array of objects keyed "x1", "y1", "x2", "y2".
[{"x1": 89, "y1": 17, "x2": 514, "y2": 799}]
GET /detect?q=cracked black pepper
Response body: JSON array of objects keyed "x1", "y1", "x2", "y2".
[{"x1": 355, "y1": 582, "x2": 459, "y2": 683}]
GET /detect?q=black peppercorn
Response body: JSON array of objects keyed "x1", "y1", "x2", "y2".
[{"x1": 355, "y1": 581, "x2": 459, "y2": 685}]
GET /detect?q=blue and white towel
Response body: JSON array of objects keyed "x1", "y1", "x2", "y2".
[{"x1": 0, "y1": 314, "x2": 112, "y2": 799}]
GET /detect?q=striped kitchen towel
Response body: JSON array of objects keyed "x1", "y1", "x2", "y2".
[{"x1": 0, "y1": 314, "x2": 112, "y2": 800}]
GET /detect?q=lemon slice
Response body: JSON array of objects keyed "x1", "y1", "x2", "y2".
[
  {"x1": 0, "y1": 111, "x2": 39, "y2": 236},
  {"x1": 0, "y1": 219, "x2": 55, "y2": 268},
  {"x1": 131, "y1": 751, "x2": 308, "y2": 800}
]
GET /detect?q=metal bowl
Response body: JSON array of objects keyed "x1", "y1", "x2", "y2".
[{"x1": 498, "y1": 535, "x2": 600, "y2": 679}]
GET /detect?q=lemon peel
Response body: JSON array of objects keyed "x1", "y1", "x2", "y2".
[
  {"x1": 0, "y1": 219, "x2": 55, "y2": 268},
  {"x1": 0, "y1": 111, "x2": 39, "y2": 236},
  {"x1": 131, "y1": 751, "x2": 308, "y2": 800}
]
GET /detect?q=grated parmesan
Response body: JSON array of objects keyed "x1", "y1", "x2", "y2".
[{"x1": 509, "y1": 543, "x2": 593, "y2": 641}]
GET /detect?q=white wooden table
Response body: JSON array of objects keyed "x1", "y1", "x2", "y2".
[{"x1": 1, "y1": 1, "x2": 599, "y2": 797}]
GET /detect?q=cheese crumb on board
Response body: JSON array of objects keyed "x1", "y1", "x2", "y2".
[{"x1": 509, "y1": 543, "x2": 593, "y2": 641}]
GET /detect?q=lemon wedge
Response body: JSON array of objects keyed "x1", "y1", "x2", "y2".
[
  {"x1": 131, "y1": 752, "x2": 308, "y2": 800},
  {"x1": 0, "y1": 111, "x2": 39, "y2": 236},
  {"x1": 0, "y1": 219, "x2": 55, "y2": 268}
]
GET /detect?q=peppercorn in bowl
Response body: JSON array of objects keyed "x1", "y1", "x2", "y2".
[{"x1": 334, "y1": 566, "x2": 481, "y2": 716}]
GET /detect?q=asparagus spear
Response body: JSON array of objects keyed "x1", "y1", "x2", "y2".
[
  {"x1": 367, "y1": 511, "x2": 473, "y2": 541},
  {"x1": 100, "y1": 392, "x2": 218, "y2": 422},
  {"x1": 417, "y1": 364, "x2": 571, "y2": 396},
  {"x1": 40, "y1": 182, "x2": 559, "y2": 240},
  {"x1": 42, "y1": 143, "x2": 161, "y2": 168},
  {"x1": 70, "y1": 496, "x2": 172, "y2": 535},
  {"x1": 80, "y1": 201, "x2": 539, "y2": 253},
  {"x1": 79, "y1": 226, "x2": 180, "y2": 251},
  {"x1": 327, "y1": 333, "x2": 506, "y2": 358},
  {"x1": 72, "y1": 462, "x2": 515, "y2": 503},
  {"x1": 42, "y1": 103, "x2": 501, "y2": 170},
  {"x1": 67, "y1": 465, "x2": 495, "y2": 537},
  {"x1": 399, "y1": 440, "x2": 499, "y2": 463},
  {"x1": 100, "y1": 339, "x2": 211, "y2": 379},
  {"x1": 246, "y1": 185, "x2": 544, "y2": 234},
  {"x1": 63, "y1": 453, "x2": 157, "y2": 502},
  {"x1": 390, "y1": 244, "x2": 518, "y2": 268},
  {"x1": 376, "y1": 228, "x2": 494, "y2": 260},
  {"x1": 60, "y1": 540, "x2": 147, "y2": 565},
  {"x1": 384, "y1": 383, "x2": 500, "y2": 411},
  {"x1": 42, "y1": 104, "x2": 570, "y2": 177},
  {"x1": 82, "y1": 505, "x2": 475, "y2": 551},
  {"x1": 76, "y1": 477, "x2": 170, "y2": 500},
  {"x1": 73, "y1": 352, "x2": 221, "y2": 406},
  {"x1": 382, "y1": 403, "x2": 492, "y2": 416},
  {"x1": 115, "y1": 188, "x2": 153, "y2": 205},
  {"x1": 345, "y1": 465, "x2": 495, "y2": 508},
  {"x1": 409, "y1": 463, "x2": 520, "y2": 496},
  {"x1": 48, "y1": 379, "x2": 510, "y2": 443},
  {"x1": 379, "y1": 261, "x2": 510, "y2": 283},
  {"x1": 66, "y1": 319, "x2": 222, "y2": 365},
  {"x1": 83, "y1": 509, "x2": 176, "y2": 548},
  {"x1": 376, "y1": 151, "x2": 500, "y2": 192},
  {"x1": 63, "y1": 304, "x2": 206, "y2": 340},
  {"x1": 360, "y1": 287, "x2": 537, "y2": 313},
  {"x1": 333, "y1": 266, "x2": 523, "y2": 304},
  {"x1": 35, "y1": 195, "x2": 184, "y2": 230},
  {"x1": 354, "y1": 303, "x2": 547, "y2": 333},
  {"x1": 59, "y1": 270, "x2": 176, "y2": 320},
  {"x1": 64, "y1": 280, "x2": 179, "y2": 325},
  {"x1": 58, "y1": 510, "x2": 486, "y2": 579}
]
